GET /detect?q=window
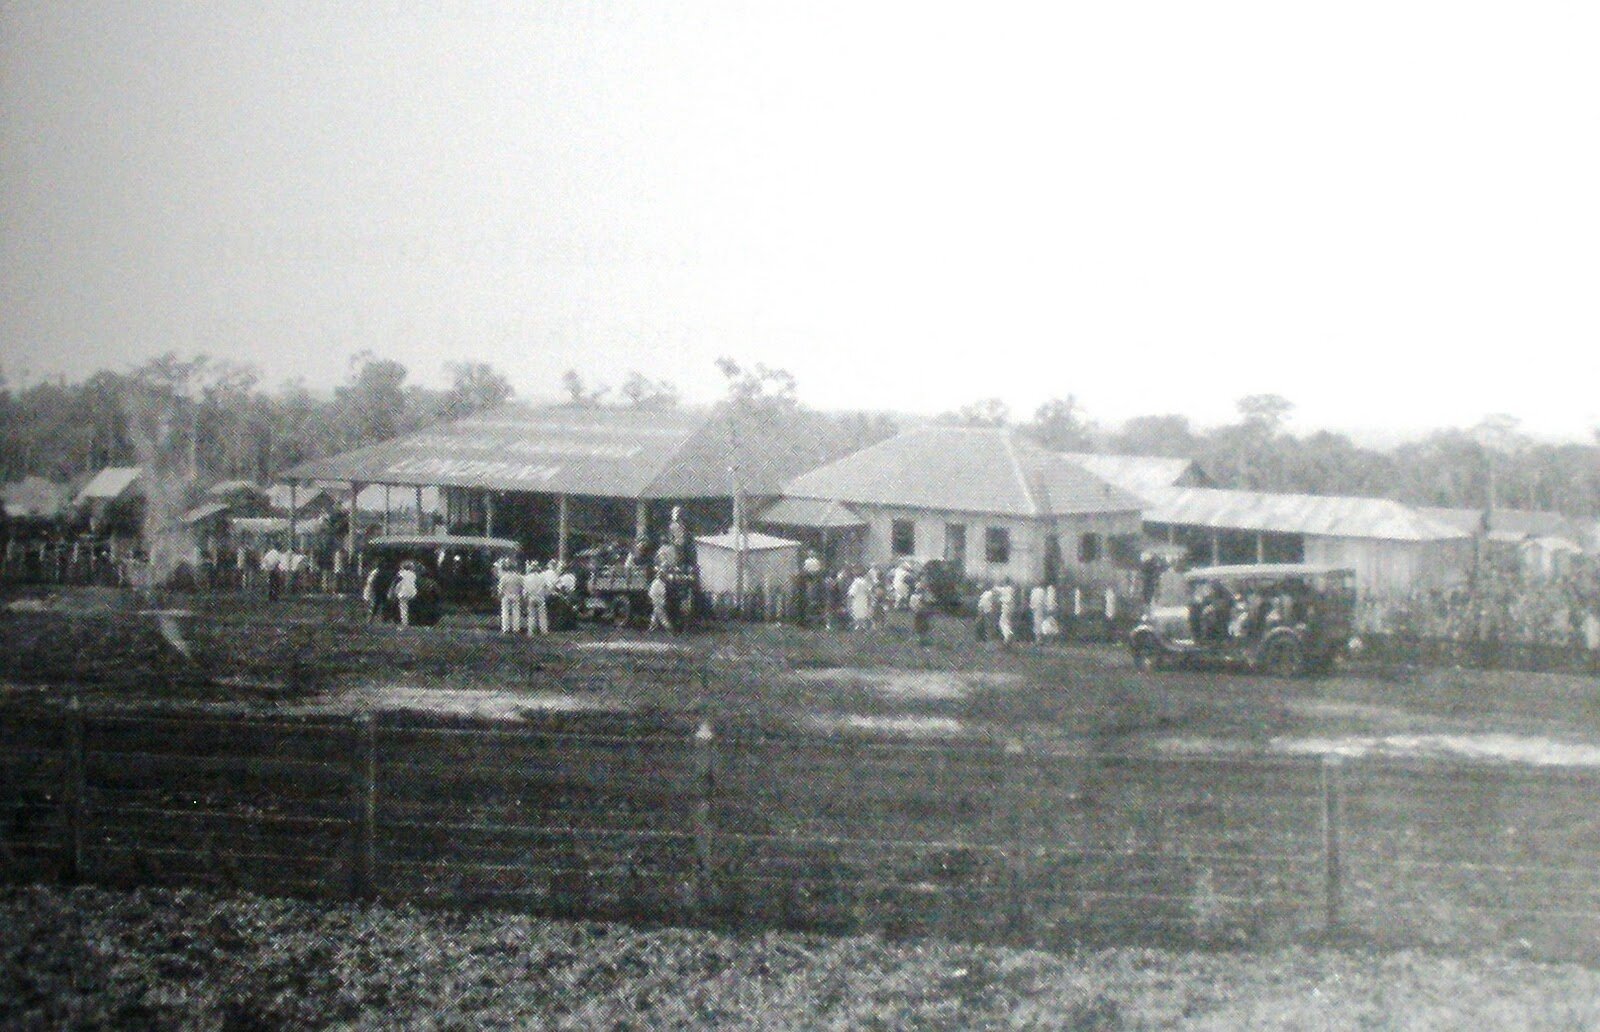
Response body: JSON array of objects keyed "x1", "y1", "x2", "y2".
[
  {"x1": 1078, "y1": 532, "x2": 1101, "y2": 563},
  {"x1": 891, "y1": 519, "x2": 916, "y2": 557},
  {"x1": 944, "y1": 523, "x2": 967, "y2": 566},
  {"x1": 984, "y1": 527, "x2": 1010, "y2": 564}
]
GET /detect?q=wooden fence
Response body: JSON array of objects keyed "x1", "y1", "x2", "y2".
[{"x1": 3, "y1": 704, "x2": 1599, "y2": 958}]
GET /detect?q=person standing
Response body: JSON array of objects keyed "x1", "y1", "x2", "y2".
[
  {"x1": 648, "y1": 571, "x2": 672, "y2": 632},
  {"x1": 848, "y1": 568, "x2": 874, "y2": 631},
  {"x1": 393, "y1": 561, "x2": 418, "y2": 627},
  {"x1": 997, "y1": 577, "x2": 1017, "y2": 647},
  {"x1": 1029, "y1": 582, "x2": 1048, "y2": 641},
  {"x1": 1041, "y1": 583, "x2": 1060, "y2": 639},
  {"x1": 496, "y1": 558, "x2": 524, "y2": 634},
  {"x1": 524, "y1": 560, "x2": 549, "y2": 635},
  {"x1": 892, "y1": 564, "x2": 913, "y2": 611},
  {"x1": 261, "y1": 541, "x2": 284, "y2": 601},
  {"x1": 975, "y1": 584, "x2": 995, "y2": 641},
  {"x1": 362, "y1": 563, "x2": 388, "y2": 624},
  {"x1": 910, "y1": 580, "x2": 932, "y2": 646}
]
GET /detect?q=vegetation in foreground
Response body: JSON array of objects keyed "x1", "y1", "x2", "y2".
[{"x1": 4, "y1": 884, "x2": 1597, "y2": 1031}]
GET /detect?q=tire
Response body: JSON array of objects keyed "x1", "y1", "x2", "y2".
[{"x1": 1260, "y1": 635, "x2": 1305, "y2": 677}]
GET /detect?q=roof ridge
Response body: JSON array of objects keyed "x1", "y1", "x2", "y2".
[{"x1": 1000, "y1": 431, "x2": 1041, "y2": 517}]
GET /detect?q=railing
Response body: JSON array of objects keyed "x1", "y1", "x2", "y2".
[{"x1": 4, "y1": 706, "x2": 1598, "y2": 959}]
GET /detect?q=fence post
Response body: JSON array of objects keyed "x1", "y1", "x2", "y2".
[
  {"x1": 1320, "y1": 755, "x2": 1344, "y2": 932},
  {"x1": 63, "y1": 696, "x2": 87, "y2": 884},
  {"x1": 353, "y1": 713, "x2": 377, "y2": 899},
  {"x1": 1002, "y1": 738, "x2": 1029, "y2": 940},
  {"x1": 692, "y1": 719, "x2": 718, "y2": 916}
]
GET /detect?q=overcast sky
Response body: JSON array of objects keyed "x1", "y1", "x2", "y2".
[{"x1": 2, "y1": 2, "x2": 1596, "y2": 441}]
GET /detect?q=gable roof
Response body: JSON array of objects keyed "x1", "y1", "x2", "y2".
[
  {"x1": 1146, "y1": 487, "x2": 1470, "y2": 542},
  {"x1": 1059, "y1": 452, "x2": 1209, "y2": 502},
  {"x1": 782, "y1": 427, "x2": 1143, "y2": 518},
  {"x1": 283, "y1": 402, "x2": 836, "y2": 501},
  {"x1": 1417, "y1": 506, "x2": 1583, "y2": 545},
  {"x1": 74, "y1": 466, "x2": 142, "y2": 504}
]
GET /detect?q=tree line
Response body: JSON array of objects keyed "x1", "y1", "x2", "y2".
[{"x1": 2, "y1": 355, "x2": 1595, "y2": 520}]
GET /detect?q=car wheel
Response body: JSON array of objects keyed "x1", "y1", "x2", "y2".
[{"x1": 1261, "y1": 635, "x2": 1305, "y2": 677}]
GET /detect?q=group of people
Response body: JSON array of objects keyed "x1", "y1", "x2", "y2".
[
  {"x1": 492, "y1": 558, "x2": 577, "y2": 635},
  {"x1": 361, "y1": 559, "x2": 420, "y2": 625},
  {"x1": 1186, "y1": 579, "x2": 1307, "y2": 644},
  {"x1": 816, "y1": 560, "x2": 937, "y2": 642},
  {"x1": 974, "y1": 579, "x2": 1071, "y2": 647}
]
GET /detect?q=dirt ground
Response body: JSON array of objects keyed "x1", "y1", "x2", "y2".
[{"x1": 5, "y1": 584, "x2": 1600, "y2": 765}]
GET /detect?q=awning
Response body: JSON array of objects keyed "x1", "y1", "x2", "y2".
[{"x1": 755, "y1": 497, "x2": 866, "y2": 529}]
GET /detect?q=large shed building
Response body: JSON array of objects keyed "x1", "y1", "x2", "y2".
[
  {"x1": 772, "y1": 426, "x2": 1144, "y2": 585},
  {"x1": 283, "y1": 402, "x2": 838, "y2": 563},
  {"x1": 1144, "y1": 487, "x2": 1473, "y2": 596}
]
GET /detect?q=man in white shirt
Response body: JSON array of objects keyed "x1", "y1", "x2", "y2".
[
  {"x1": 1029, "y1": 582, "x2": 1048, "y2": 641},
  {"x1": 648, "y1": 572, "x2": 672, "y2": 632},
  {"x1": 496, "y1": 558, "x2": 524, "y2": 634},
  {"x1": 260, "y1": 543, "x2": 284, "y2": 600}
]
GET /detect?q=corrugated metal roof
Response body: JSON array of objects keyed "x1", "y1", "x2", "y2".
[
  {"x1": 695, "y1": 531, "x2": 802, "y2": 552},
  {"x1": 1418, "y1": 506, "x2": 1582, "y2": 544},
  {"x1": 74, "y1": 467, "x2": 142, "y2": 503},
  {"x1": 755, "y1": 497, "x2": 866, "y2": 528},
  {"x1": 1, "y1": 476, "x2": 71, "y2": 519},
  {"x1": 283, "y1": 402, "x2": 832, "y2": 501},
  {"x1": 782, "y1": 427, "x2": 1144, "y2": 518},
  {"x1": 1059, "y1": 452, "x2": 1206, "y2": 502},
  {"x1": 1146, "y1": 487, "x2": 1470, "y2": 541}
]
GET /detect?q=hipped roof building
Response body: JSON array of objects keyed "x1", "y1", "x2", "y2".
[{"x1": 773, "y1": 426, "x2": 1144, "y2": 583}]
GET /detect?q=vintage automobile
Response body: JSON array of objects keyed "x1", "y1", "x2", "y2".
[
  {"x1": 362, "y1": 534, "x2": 523, "y2": 619},
  {"x1": 1127, "y1": 562, "x2": 1356, "y2": 676}
]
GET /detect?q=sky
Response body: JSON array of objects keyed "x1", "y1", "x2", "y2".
[{"x1": 2, "y1": 2, "x2": 1597, "y2": 443}]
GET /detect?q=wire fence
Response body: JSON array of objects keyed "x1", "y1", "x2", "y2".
[{"x1": 4, "y1": 705, "x2": 1599, "y2": 958}]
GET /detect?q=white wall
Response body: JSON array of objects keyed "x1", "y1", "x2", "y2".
[
  {"x1": 850, "y1": 504, "x2": 1140, "y2": 586},
  {"x1": 1303, "y1": 536, "x2": 1472, "y2": 597}
]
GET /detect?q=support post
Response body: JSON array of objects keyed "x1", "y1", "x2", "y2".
[
  {"x1": 1321, "y1": 755, "x2": 1344, "y2": 932},
  {"x1": 635, "y1": 500, "x2": 649, "y2": 542},
  {"x1": 415, "y1": 486, "x2": 425, "y2": 533},
  {"x1": 1210, "y1": 530, "x2": 1220, "y2": 566},
  {"x1": 1000, "y1": 738, "x2": 1031, "y2": 939},
  {"x1": 1256, "y1": 533, "x2": 1266, "y2": 563},
  {"x1": 485, "y1": 491, "x2": 495, "y2": 539},
  {"x1": 692, "y1": 720, "x2": 718, "y2": 915},
  {"x1": 382, "y1": 485, "x2": 391, "y2": 535},
  {"x1": 557, "y1": 493, "x2": 570, "y2": 566},
  {"x1": 354, "y1": 713, "x2": 377, "y2": 898},
  {"x1": 348, "y1": 481, "x2": 362, "y2": 588},
  {"x1": 63, "y1": 696, "x2": 86, "y2": 883},
  {"x1": 288, "y1": 482, "x2": 299, "y2": 554}
]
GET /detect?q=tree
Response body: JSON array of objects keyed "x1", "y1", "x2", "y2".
[
  {"x1": 937, "y1": 398, "x2": 1010, "y2": 427},
  {"x1": 439, "y1": 362, "x2": 513, "y2": 421},
  {"x1": 1236, "y1": 394, "x2": 1295, "y2": 436},
  {"x1": 337, "y1": 352, "x2": 410, "y2": 447},
  {"x1": 620, "y1": 371, "x2": 679, "y2": 410},
  {"x1": 1108, "y1": 414, "x2": 1197, "y2": 458},
  {"x1": 1023, "y1": 395, "x2": 1094, "y2": 450},
  {"x1": 560, "y1": 369, "x2": 608, "y2": 406},
  {"x1": 714, "y1": 357, "x2": 798, "y2": 412}
]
